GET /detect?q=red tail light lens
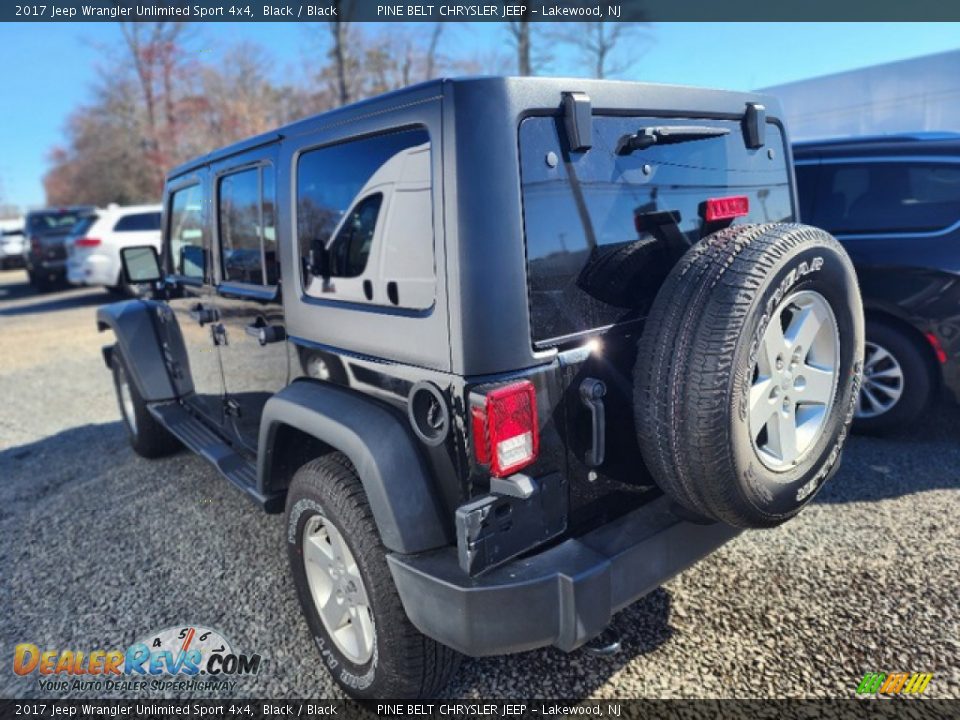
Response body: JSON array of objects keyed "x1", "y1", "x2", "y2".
[
  {"x1": 471, "y1": 380, "x2": 539, "y2": 478},
  {"x1": 925, "y1": 332, "x2": 948, "y2": 364},
  {"x1": 704, "y1": 195, "x2": 749, "y2": 222},
  {"x1": 74, "y1": 237, "x2": 101, "y2": 248},
  {"x1": 30, "y1": 235, "x2": 41, "y2": 253}
]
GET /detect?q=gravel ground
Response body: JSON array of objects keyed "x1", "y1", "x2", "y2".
[{"x1": 1, "y1": 267, "x2": 958, "y2": 700}]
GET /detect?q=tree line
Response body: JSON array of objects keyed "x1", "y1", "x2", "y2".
[{"x1": 44, "y1": 21, "x2": 648, "y2": 206}]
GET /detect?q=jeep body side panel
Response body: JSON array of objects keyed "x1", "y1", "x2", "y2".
[
  {"x1": 276, "y1": 87, "x2": 451, "y2": 373},
  {"x1": 96, "y1": 300, "x2": 181, "y2": 401},
  {"x1": 258, "y1": 380, "x2": 451, "y2": 553},
  {"x1": 442, "y1": 77, "x2": 793, "y2": 376}
]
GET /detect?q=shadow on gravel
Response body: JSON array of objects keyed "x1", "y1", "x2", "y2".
[
  {"x1": 815, "y1": 398, "x2": 960, "y2": 505},
  {"x1": 0, "y1": 287, "x2": 112, "y2": 316},
  {"x1": 450, "y1": 588, "x2": 674, "y2": 699},
  {"x1": 0, "y1": 421, "x2": 140, "y2": 520}
]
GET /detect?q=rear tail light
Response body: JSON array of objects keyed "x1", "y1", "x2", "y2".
[
  {"x1": 471, "y1": 380, "x2": 539, "y2": 477},
  {"x1": 30, "y1": 235, "x2": 41, "y2": 253},
  {"x1": 74, "y1": 237, "x2": 101, "y2": 248},
  {"x1": 704, "y1": 195, "x2": 750, "y2": 222}
]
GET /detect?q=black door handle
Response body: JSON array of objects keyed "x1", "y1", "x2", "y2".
[
  {"x1": 579, "y1": 378, "x2": 607, "y2": 468},
  {"x1": 245, "y1": 321, "x2": 286, "y2": 346},
  {"x1": 189, "y1": 303, "x2": 217, "y2": 326}
]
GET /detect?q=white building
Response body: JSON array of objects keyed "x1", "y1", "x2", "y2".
[{"x1": 760, "y1": 49, "x2": 960, "y2": 141}]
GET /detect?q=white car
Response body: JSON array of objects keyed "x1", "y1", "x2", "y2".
[
  {"x1": 67, "y1": 204, "x2": 162, "y2": 293},
  {"x1": 0, "y1": 218, "x2": 26, "y2": 269}
]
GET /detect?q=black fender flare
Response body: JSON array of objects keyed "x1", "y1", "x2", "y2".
[
  {"x1": 96, "y1": 300, "x2": 178, "y2": 402},
  {"x1": 258, "y1": 381, "x2": 451, "y2": 554}
]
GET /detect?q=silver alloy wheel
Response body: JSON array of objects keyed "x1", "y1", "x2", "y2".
[
  {"x1": 749, "y1": 290, "x2": 840, "y2": 472},
  {"x1": 302, "y1": 515, "x2": 375, "y2": 665},
  {"x1": 855, "y1": 341, "x2": 905, "y2": 419},
  {"x1": 116, "y1": 363, "x2": 137, "y2": 435}
]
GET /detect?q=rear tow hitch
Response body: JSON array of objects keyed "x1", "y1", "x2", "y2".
[{"x1": 582, "y1": 626, "x2": 622, "y2": 657}]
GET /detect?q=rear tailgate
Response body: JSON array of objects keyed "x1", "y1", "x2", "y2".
[{"x1": 518, "y1": 114, "x2": 796, "y2": 530}]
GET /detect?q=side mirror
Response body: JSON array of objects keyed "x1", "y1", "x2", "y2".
[{"x1": 120, "y1": 246, "x2": 163, "y2": 285}]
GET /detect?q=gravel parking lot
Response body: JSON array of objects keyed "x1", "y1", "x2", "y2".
[{"x1": 1, "y1": 267, "x2": 958, "y2": 700}]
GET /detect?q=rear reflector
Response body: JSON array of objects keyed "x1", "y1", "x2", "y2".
[
  {"x1": 925, "y1": 332, "x2": 948, "y2": 364},
  {"x1": 704, "y1": 195, "x2": 749, "y2": 222},
  {"x1": 471, "y1": 380, "x2": 539, "y2": 478},
  {"x1": 74, "y1": 237, "x2": 101, "y2": 247}
]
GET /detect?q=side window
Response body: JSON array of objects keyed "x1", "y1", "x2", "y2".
[
  {"x1": 817, "y1": 162, "x2": 960, "y2": 234},
  {"x1": 218, "y1": 165, "x2": 277, "y2": 286},
  {"x1": 169, "y1": 185, "x2": 205, "y2": 279},
  {"x1": 114, "y1": 212, "x2": 161, "y2": 233},
  {"x1": 297, "y1": 127, "x2": 433, "y2": 308}
]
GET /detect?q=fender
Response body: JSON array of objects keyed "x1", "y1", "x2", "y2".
[
  {"x1": 258, "y1": 381, "x2": 451, "y2": 554},
  {"x1": 96, "y1": 300, "x2": 179, "y2": 401}
]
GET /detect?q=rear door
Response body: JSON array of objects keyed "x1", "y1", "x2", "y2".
[
  {"x1": 211, "y1": 151, "x2": 288, "y2": 454},
  {"x1": 518, "y1": 114, "x2": 796, "y2": 526}
]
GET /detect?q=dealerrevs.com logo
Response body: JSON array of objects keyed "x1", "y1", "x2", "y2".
[{"x1": 13, "y1": 625, "x2": 263, "y2": 693}]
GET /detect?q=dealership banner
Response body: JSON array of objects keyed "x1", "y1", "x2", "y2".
[
  {"x1": 1, "y1": 700, "x2": 959, "y2": 719},
  {"x1": 3, "y1": 0, "x2": 960, "y2": 22}
]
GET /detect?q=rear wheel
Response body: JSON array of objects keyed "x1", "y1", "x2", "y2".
[
  {"x1": 853, "y1": 321, "x2": 933, "y2": 433},
  {"x1": 286, "y1": 454, "x2": 461, "y2": 698},
  {"x1": 635, "y1": 223, "x2": 864, "y2": 528}
]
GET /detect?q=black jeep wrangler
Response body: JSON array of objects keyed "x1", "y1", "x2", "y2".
[{"x1": 99, "y1": 77, "x2": 863, "y2": 698}]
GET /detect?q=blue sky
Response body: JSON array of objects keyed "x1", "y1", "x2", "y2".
[{"x1": 0, "y1": 22, "x2": 958, "y2": 209}]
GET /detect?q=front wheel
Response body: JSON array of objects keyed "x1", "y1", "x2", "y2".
[
  {"x1": 286, "y1": 454, "x2": 460, "y2": 699},
  {"x1": 111, "y1": 347, "x2": 181, "y2": 458}
]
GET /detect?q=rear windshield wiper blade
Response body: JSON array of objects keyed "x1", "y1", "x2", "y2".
[{"x1": 616, "y1": 125, "x2": 731, "y2": 155}]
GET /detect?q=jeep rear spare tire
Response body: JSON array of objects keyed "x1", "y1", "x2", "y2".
[{"x1": 635, "y1": 223, "x2": 864, "y2": 528}]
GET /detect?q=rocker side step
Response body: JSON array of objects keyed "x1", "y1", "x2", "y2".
[{"x1": 148, "y1": 401, "x2": 283, "y2": 512}]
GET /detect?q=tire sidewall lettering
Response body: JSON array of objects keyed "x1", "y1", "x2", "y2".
[{"x1": 734, "y1": 240, "x2": 863, "y2": 518}]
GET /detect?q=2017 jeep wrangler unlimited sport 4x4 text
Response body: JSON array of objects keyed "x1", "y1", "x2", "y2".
[{"x1": 99, "y1": 77, "x2": 864, "y2": 698}]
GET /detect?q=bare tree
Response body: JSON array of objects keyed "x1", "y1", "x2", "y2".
[
  {"x1": 507, "y1": 14, "x2": 532, "y2": 75},
  {"x1": 328, "y1": 19, "x2": 350, "y2": 105},
  {"x1": 424, "y1": 23, "x2": 444, "y2": 80},
  {"x1": 554, "y1": 22, "x2": 650, "y2": 79}
]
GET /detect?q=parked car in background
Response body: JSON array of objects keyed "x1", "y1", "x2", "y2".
[
  {"x1": 67, "y1": 204, "x2": 162, "y2": 295},
  {"x1": 0, "y1": 218, "x2": 26, "y2": 269},
  {"x1": 24, "y1": 206, "x2": 96, "y2": 291},
  {"x1": 794, "y1": 132, "x2": 960, "y2": 431}
]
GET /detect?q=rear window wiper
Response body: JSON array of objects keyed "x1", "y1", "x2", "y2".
[{"x1": 616, "y1": 125, "x2": 730, "y2": 155}]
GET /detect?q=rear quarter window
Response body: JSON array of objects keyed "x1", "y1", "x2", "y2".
[
  {"x1": 809, "y1": 161, "x2": 960, "y2": 234},
  {"x1": 113, "y1": 212, "x2": 161, "y2": 233}
]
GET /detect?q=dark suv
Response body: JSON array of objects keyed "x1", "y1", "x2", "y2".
[
  {"x1": 24, "y1": 205, "x2": 96, "y2": 291},
  {"x1": 794, "y1": 133, "x2": 960, "y2": 431},
  {"x1": 99, "y1": 78, "x2": 863, "y2": 698}
]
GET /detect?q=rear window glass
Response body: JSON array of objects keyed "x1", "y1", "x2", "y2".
[
  {"x1": 519, "y1": 116, "x2": 793, "y2": 346},
  {"x1": 802, "y1": 162, "x2": 960, "y2": 235},
  {"x1": 114, "y1": 212, "x2": 161, "y2": 233},
  {"x1": 70, "y1": 216, "x2": 98, "y2": 237},
  {"x1": 27, "y1": 212, "x2": 85, "y2": 234}
]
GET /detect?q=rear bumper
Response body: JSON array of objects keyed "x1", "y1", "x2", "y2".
[
  {"x1": 67, "y1": 253, "x2": 115, "y2": 286},
  {"x1": 387, "y1": 495, "x2": 739, "y2": 657}
]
